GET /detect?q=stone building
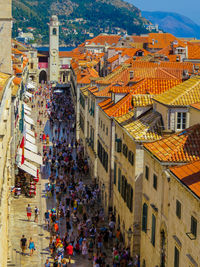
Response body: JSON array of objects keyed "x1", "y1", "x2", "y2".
[
  {"x1": 140, "y1": 124, "x2": 200, "y2": 267},
  {"x1": 0, "y1": 73, "x2": 13, "y2": 266},
  {"x1": 0, "y1": 0, "x2": 12, "y2": 74}
]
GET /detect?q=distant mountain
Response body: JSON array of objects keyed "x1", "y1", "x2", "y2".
[
  {"x1": 142, "y1": 11, "x2": 200, "y2": 38},
  {"x1": 12, "y1": 0, "x2": 149, "y2": 46}
]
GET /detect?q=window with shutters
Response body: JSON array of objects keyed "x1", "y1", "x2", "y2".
[
  {"x1": 191, "y1": 216, "x2": 197, "y2": 238},
  {"x1": 177, "y1": 112, "x2": 186, "y2": 130},
  {"x1": 174, "y1": 247, "x2": 179, "y2": 267},
  {"x1": 145, "y1": 166, "x2": 149, "y2": 180},
  {"x1": 114, "y1": 162, "x2": 117, "y2": 185},
  {"x1": 142, "y1": 203, "x2": 148, "y2": 233},
  {"x1": 153, "y1": 174, "x2": 157, "y2": 190},
  {"x1": 128, "y1": 151, "x2": 134, "y2": 165},
  {"x1": 130, "y1": 188, "x2": 133, "y2": 212},
  {"x1": 151, "y1": 214, "x2": 156, "y2": 246},
  {"x1": 116, "y1": 139, "x2": 122, "y2": 152},
  {"x1": 118, "y1": 168, "x2": 121, "y2": 193},
  {"x1": 176, "y1": 200, "x2": 181, "y2": 219},
  {"x1": 122, "y1": 144, "x2": 128, "y2": 157}
]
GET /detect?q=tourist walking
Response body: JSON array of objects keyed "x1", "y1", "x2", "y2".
[
  {"x1": 20, "y1": 235, "x2": 27, "y2": 255},
  {"x1": 28, "y1": 237, "x2": 35, "y2": 256},
  {"x1": 26, "y1": 204, "x2": 32, "y2": 221}
]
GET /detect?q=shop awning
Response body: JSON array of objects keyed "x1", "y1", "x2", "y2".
[
  {"x1": 24, "y1": 122, "x2": 31, "y2": 130},
  {"x1": 26, "y1": 133, "x2": 36, "y2": 144},
  {"x1": 24, "y1": 114, "x2": 35, "y2": 125},
  {"x1": 23, "y1": 103, "x2": 31, "y2": 111},
  {"x1": 26, "y1": 128, "x2": 35, "y2": 137},
  {"x1": 24, "y1": 109, "x2": 31, "y2": 116},
  {"x1": 27, "y1": 82, "x2": 35, "y2": 90},
  {"x1": 18, "y1": 162, "x2": 37, "y2": 177},
  {"x1": 25, "y1": 91, "x2": 33, "y2": 98},
  {"x1": 25, "y1": 140, "x2": 38, "y2": 153},
  {"x1": 18, "y1": 148, "x2": 42, "y2": 165}
]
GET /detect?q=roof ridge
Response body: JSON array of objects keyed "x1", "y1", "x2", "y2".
[{"x1": 158, "y1": 67, "x2": 178, "y2": 79}]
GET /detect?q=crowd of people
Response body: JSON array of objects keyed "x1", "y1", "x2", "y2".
[{"x1": 24, "y1": 84, "x2": 137, "y2": 266}]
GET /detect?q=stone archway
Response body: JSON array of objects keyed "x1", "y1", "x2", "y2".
[{"x1": 39, "y1": 70, "x2": 47, "y2": 84}]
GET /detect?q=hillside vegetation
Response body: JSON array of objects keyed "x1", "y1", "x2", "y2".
[{"x1": 13, "y1": 0, "x2": 149, "y2": 45}]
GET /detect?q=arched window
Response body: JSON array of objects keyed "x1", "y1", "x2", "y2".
[
  {"x1": 53, "y1": 28, "x2": 57, "y2": 35},
  {"x1": 142, "y1": 259, "x2": 146, "y2": 267}
]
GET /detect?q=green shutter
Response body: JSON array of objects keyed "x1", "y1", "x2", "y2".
[
  {"x1": 174, "y1": 247, "x2": 179, "y2": 267},
  {"x1": 151, "y1": 214, "x2": 156, "y2": 246},
  {"x1": 114, "y1": 162, "x2": 117, "y2": 185},
  {"x1": 118, "y1": 168, "x2": 121, "y2": 193},
  {"x1": 142, "y1": 203, "x2": 148, "y2": 232}
]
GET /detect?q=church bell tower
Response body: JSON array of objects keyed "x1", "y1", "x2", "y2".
[
  {"x1": 49, "y1": 15, "x2": 59, "y2": 82},
  {"x1": 0, "y1": 0, "x2": 12, "y2": 74}
]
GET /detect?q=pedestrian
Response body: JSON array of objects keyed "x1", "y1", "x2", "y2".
[
  {"x1": 44, "y1": 209, "x2": 50, "y2": 228},
  {"x1": 44, "y1": 259, "x2": 50, "y2": 267},
  {"x1": 34, "y1": 206, "x2": 39, "y2": 223},
  {"x1": 20, "y1": 235, "x2": 27, "y2": 255},
  {"x1": 28, "y1": 237, "x2": 35, "y2": 256},
  {"x1": 26, "y1": 204, "x2": 32, "y2": 221},
  {"x1": 66, "y1": 243, "x2": 73, "y2": 263}
]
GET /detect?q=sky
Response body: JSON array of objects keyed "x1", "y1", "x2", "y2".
[{"x1": 127, "y1": 0, "x2": 200, "y2": 24}]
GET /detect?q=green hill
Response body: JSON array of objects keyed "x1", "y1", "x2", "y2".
[{"x1": 12, "y1": 0, "x2": 149, "y2": 46}]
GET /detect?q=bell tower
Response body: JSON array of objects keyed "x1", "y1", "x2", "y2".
[
  {"x1": 0, "y1": 0, "x2": 12, "y2": 74},
  {"x1": 49, "y1": 15, "x2": 59, "y2": 82}
]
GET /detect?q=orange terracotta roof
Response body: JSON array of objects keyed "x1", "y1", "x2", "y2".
[
  {"x1": 148, "y1": 33, "x2": 185, "y2": 49},
  {"x1": 93, "y1": 86, "x2": 111, "y2": 97},
  {"x1": 190, "y1": 102, "x2": 200, "y2": 111},
  {"x1": 13, "y1": 77, "x2": 22, "y2": 85},
  {"x1": 107, "y1": 54, "x2": 119, "y2": 63},
  {"x1": 88, "y1": 86, "x2": 98, "y2": 93},
  {"x1": 12, "y1": 48, "x2": 26, "y2": 56},
  {"x1": 170, "y1": 160, "x2": 200, "y2": 197},
  {"x1": 132, "y1": 36, "x2": 148, "y2": 43},
  {"x1": 144, "y1": 124, "x2": 200, "y2": 163},
  {"x1": 132, "y1": 78, "x2": 181, "y2": 95},
  {"x1": 86, "y1": 35, "x2": 120, "y2": 46},
  {"x1": 187, "y1": 43, "x2": 200, "y2": 59},
  {"x1": 98, "y1": 98, "x2": 114, "y2": 109}
]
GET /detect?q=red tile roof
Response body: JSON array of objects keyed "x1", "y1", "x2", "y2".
[
  {"x1": 170, "y1": 160, "x2": 200, "y2": 197},
  {"x1": 86, "y1": 35, "x2": 121, "y2": 46},
  {"x1": 187, "y1": 43, "x2": 200, "y2": 60},
  {"x1": 190, "y1": 102, "x2": 200, "y2": 111},
  {"x1": 144, "y1": 124, "x2": 200, "y2": 163}
]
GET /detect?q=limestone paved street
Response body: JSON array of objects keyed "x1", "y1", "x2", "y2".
[{"x1": 9, "y1": 84, "x2": 113, "y2": 267}]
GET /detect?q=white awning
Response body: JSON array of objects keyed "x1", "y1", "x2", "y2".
[
  {"x1": 25, "y1": 149, "x2": 42, "y2": 165},
  {"x1": 25, "y1": 140, "x2": 38, "y2": 153},
  {"x1": 18, "y1": 163, "x2": 37, "y2": 177},
  {"x1": 24, "y1": 109, "x2": 31, "y2": 116},
  {"x1": 25, "y1": 91, "x2": 33, "y2": 98},
  {"x1": 18, "y1": 148, "x2": 42, "y2": 165},
  {"x1": 26, "y1": 128, "x2": 35, "y2": 137},
  {"x1": 27, "y1": 83, "x2": 35, "y2": 90},
  {"x1": 24, "y1": 122, "x2": 31, "y2": 130},
  {"x1": 23, "y1": 103, "x2": 31, "y2": 111},
  {"x1": 24, "y1": 114, "x2": 35, "y2": 125},
  {"x1": 26, "y1": 133, "x2": 36, "y2": 144}
]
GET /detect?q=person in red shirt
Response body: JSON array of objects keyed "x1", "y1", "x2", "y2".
[
  {"x1": 66, "y1": 243, "x2": 73, "y2": 263},
  {"x1": 42, "y1": 133, "x2": 46, "y2": 143}
]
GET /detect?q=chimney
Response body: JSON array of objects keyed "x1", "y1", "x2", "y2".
[{"x1": 0, "y1": 0, "x2": 12, "y2": 74}]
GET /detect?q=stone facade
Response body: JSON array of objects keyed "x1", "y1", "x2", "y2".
[
  {"x1": 49, "y1": 15, "x2": 59, "y2": 82},
  {"x1": 0, "y1": 0, "x2": 12, "y2": 74},
  {"x1": 0, "y1": 74, "x2": 13, "y2": 266},
  {"x1": 140, "y1": 149, "x2": 200, "y2": 267}
]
